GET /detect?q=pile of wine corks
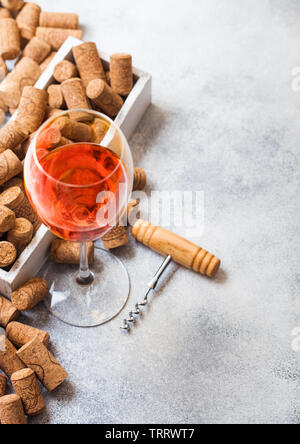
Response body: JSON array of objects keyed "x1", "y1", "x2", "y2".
[
  {"x1": 0, "y1": 2, "x2": 83, "y2": 121},
  {"x1": 0, "y1": 2, "x2": 136, "y2": 267},
  {"x1": 47, "y1": 42, "x2": 133, "y2": 120},
  {"x1": 0, "y1": 108, "x2": 51, "y2": 268},
  {"x1": 0, "y1": 184, "x2": 40, "y2": 269},
  {"x1": 0, "y1": 1, "x2": 134, "y2": 122},
  {"x1": 0, "y1": 277, "x2": 68, "y2": 424},
  {"x1": 35, "y1": 111, "x2": 110, "y2": 153}
]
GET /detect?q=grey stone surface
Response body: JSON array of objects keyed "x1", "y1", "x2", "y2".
[{"x1": 5, "y1": 0, "x2": 300, "y2": 424}]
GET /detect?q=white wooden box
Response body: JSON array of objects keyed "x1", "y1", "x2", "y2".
[{"x1": 0, "y1": 37, "x2": 152, "y2": 297}]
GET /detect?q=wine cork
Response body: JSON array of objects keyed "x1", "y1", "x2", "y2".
[
  {"x1": 132, "y1": 220, "x2": 221, "y2": 277},
  {"x1": 0, "y1": 332, "x2": 25, "y2": 378},
  {"x1": 2, "y1": 176, "x2": 25, "y2": 193},
  {"x1": 0, "y1": 295, "x2": 19, "y2": 328},
  {"x1": 0, "y1": 373, "x2": 6, "y2": 397},
  {"x1": 61, "y1": 77, "x2": 91, "y2": 113},
  {"x1": 6, "y1": 321, "x2": 50, "y2": 348},
  {"x1": 36, "y1": 126, "x2": 63, "y2": 150},
  {"x1": 0, "y1": 18, "x2": 21, "y2": 60},
  {"x1": 39, "y1": 11, "x2": 78, "y2": 30},
  {"x1": 92, "y1": 118, "x2": 109, "y2": 144},
  {"x1": 0, "y1": 187, "x2": 40, "y2": 231},
  {"x1": 0, "y1": 204, "x2": 16, "y2": 234},
  {"x1": 1, "y1": 0, "x2": 24, "y2": 11},
  {"x1": 0, "y1": 241, "x2": 16, "y2": 267},
  {"x1": 16, "y1": 2, "x2": 41, "y2": 40},
  {"x1": 50, "y1": 239, "x2": 94, "y2": 264},
  {"x1": 14, "y1": 55, "x2": 42, "y2": 82},
  {"x1": 7, "y1": 218, "x2": 33, "y2": 254},
  {"x1": 23, "y1": 36, "x2": 51, "y2": 64},
  {"x1": 40, "y1": 51, "x2": 56, "y2": 72},
  {"x1": 0, "y1": 121, "x2": 29, "y2": 154},
  {"x1": 36, "y1": 125, "x2": 73, "y2": 150},
  {"x1": 11, "y1": 368, "x2": 45, "y2": 416},
  {"x1": 0, "y1": 8, "x2": 12, "y2": 19},
  {"x1": 87, "y1": 79, "x2": 124, "y2": 118},
  {"x1": 102, "y1": 226, "x2": 129, "y2": 250},
  {"x1": 0, "y1": 394, "x2": 26, "y2": 424},
  {"x1": 17, "y1": 337, "x2": 68, "y2": 391},
  {"x1": 52, "y1": 116, "x2": 93, "y2": 142},
  {"x1": 0, "y1": 56, "x2": 8, "y2": 81},
  {"x1": 47, "y1": 84, "x2": 65, "y2": 109},
  {"x1": 11, "y1": 277, "x2": 49, "y2": 311},
  {"x1": 1, "y1": 148, "x2": 20, "y2": 175},
  {"x1": 133, "y1": 168, "x2": 147, "y2": 191},
  {"x1": 0, "y1": 57, "x2": 41, "y2": 109},
  {"x1": 0, "y1": 186, "x2": 23, "y2": 208},
  {"x1": 36, "y1": 27, "x2": 83, "y2": 51},
  {"x1": 16, "y1": 86, "x2": 49, "y2": 133},
  {"x1": 72, "y1": 42, "x2": 106, "y2": 88},
  {"x1": 0, "y1": 150, "x2": 23, "y2": 185},
  {"x1": 110, "y1": 53, "x2": 133, "y2": 96},
  {"x1": 53, "y1": 60, "x2": 78, "y2": 84}
]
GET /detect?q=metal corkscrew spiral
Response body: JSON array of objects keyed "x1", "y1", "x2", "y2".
[{"x1": 121, "y1": 255, "x2": 172, "y2": 332}]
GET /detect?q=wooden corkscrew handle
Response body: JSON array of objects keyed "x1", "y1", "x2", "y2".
[{"x1": 132, "y1": 219, "x2": 221, "y2": 278}]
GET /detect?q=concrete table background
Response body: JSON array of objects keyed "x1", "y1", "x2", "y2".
[{"x1": 13, "y1": 0, "x2": 300, "y2": 424}]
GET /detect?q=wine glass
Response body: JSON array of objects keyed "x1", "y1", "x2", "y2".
[{"x1": 24, "y1": 109, "x2": 134, "y2": 327}]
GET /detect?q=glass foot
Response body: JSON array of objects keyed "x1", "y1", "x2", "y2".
[{"x1": 41, "y1": 246, "x2": 130, "y2": 328}]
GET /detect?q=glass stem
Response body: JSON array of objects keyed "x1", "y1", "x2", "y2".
[{"x1": 77, "y1": 242, "x2": 94, "y2": 285}]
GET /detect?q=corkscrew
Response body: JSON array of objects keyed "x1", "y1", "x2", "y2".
[
  {"x1": 120, "y1": 219, "x2": 221, "y2": 332},
  {"x1": 120, "y1": 255, "x2": 172, "y2": 332}
]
